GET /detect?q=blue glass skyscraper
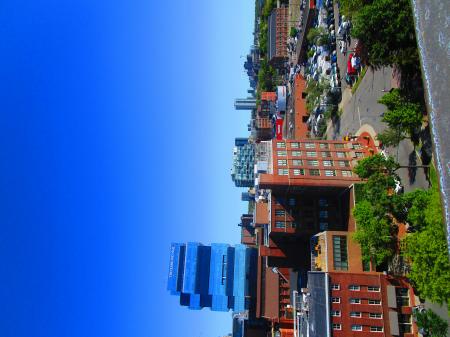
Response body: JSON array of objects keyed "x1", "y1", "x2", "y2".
[{"x1": 167, "y1": 243, "x2": 257, "y2": 312}]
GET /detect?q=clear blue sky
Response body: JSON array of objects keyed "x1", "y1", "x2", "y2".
[{"x1": 0, "y1": 1, "x2": 253, "y2": 336}]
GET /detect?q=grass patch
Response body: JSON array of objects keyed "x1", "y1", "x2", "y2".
[
  {"x1": 351, "y1": 67, "x2": 367, "y2": 94},
  {"x1": 428, "y1": 161, "x2": 439, "y2": 189}
]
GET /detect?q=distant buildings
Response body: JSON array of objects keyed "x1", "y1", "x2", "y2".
[
  {"x1": 231, "y1": 138, "x2": 255, "y2": 188},
  {"x1": 235, "y1": 98, "x2": 257, "y2": 111}
]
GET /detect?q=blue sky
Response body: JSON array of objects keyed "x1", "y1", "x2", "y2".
[{"x1": 0, "y1": 1, "x2": 253, "y2": 336}]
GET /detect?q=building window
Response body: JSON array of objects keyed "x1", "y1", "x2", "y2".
[
  {"x1": 292, "y1": 159, "x2": 303, "y2": 166},
  {"x1": 325, "y1": 170, "x2": 336, "y2": 177},
  {"x1": 368, "y1": 286, "x2": 380, "y2": 292},
  {"x1": 319, "y1": 210, "x2": 328, "y2": 218},
  {"x1": 352, "y1": 325, "x2": 362, "y2": 331},
  {"x1": 396, "y1": 288, "x2": 410, "y2": 307},
  {"x1": 309, "y1": 169, "x2": 320, "y2": 176},
  {"x1": 305, "y1": 142, "x2": 315, "y2": 149},
  {"x1": 352, "y1": 143, "x2": 362, "y2": 149},
  {"x1": 289, "y1": 198, "x2": 296, "y2": 206},
  {"x1": 319, "y1": 222, "x2": 328, "y2": 230},
  {"x1": 338, "y1": 160, "x2": 350, "y2": 167},
  {"x1": 293, "y1": 169, "x2": 305, "y2": 176},
  {"x1": 331, "y1": 297, "x2": 340, "y2": 303},
  {"x1": 306, "y1": 151, "x2": 317, "y2": 157},
  {"x1": 399, "y1": 314, "x2": 412, "y2": 334},
  {"x1": 275, "y1": 221, "x2": 285, "y2": 229},
  {"x1": 319, "y1": 198, "x2": 328, "y2": 207},
  {"x1": 221, "y1": 255, "x2": 227, "y2": 285},
  {"x1": 368, "y1": 299, "x2": 381, "y2": 305},
  {"x1": 332, "y1": 324, "x2": 342, "y2": 330},
  {"x1": 321, "y1": 151, "x2": 332, "y2": 158},
  {"x1": 277, "y1": 150, "x2": 287, "y2": 157},
  {"x1": 334, "y1": 143, "x2": 345, "y2": 149},
  {"x1": 349, "y1": 285, "x2": 360, "y2": 291},
  {"x1": 319, "y1": 143, "x2": 329, "y2": 149},
  {"x1": 370, "y1": 326, "x2": 383, "y2": 332},
  {"x1": 331, "y1": 284, "x2": 340, "y2": 290},
  {"x1": 333, "y1": 236, "x2": 348, "y2": 271},
  {"x1": 331, "y1": 310, "x2": 341, "y2": 317},
  {"x1": 350, "y1": 312, "x2": 361, "y2": 318},
  {"x1": 291, "y1": 151, "x2": 302, "y2": 157},
  {"x1": 275, "y1": 209, "x2": 285, "y2": 216},
  {"x1": 336, "y1": 151, "x2": 346, "y2": 158},
  {"x1": 290, "y1": 142, "x2": 300, "y2": 148},
  {"x1": 355, "y1": 152, "x2": 364, "y2": 158},
  {"x1": 278, "y1": 169, "x2": 289, "y2": 175},
  {"x1": 307, "y1": 160, "x2": 319, "y2": 166},
  {"x1": 278, "y1": 159, "x2": 287, "y2": 166},
  {"x1": 276, "y1": 142, "x2": 286, "y2": 148},
  {"x1": 342, "y1": 170, "x2": 352, "y2": 177},
  {"x1": 323, "y1": 160, "x2": 333, "y2": 167},
  {"x1": 369, "y1": 313, "x2": 382, "y2": 319},
  {"x1": 291, "y1": 222, "x2": 297, "y2": 229},
  {"x1": 350, "y1": 298, "x2": 361, "y2": 304}
]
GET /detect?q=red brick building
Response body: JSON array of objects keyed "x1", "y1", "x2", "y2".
[{"x1": 268, "y1": 7, "x2": 289, "y2": 68}]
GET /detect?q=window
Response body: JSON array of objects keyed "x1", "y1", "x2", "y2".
[
  {"x1": 331, "y1": 310, "x2": 341, "y2": 317},
  {"x1": 292, "y1": 159, "x2": 303, "y2": 166},
  {"x1": 323, "y1": 160, "x2": 333, "y2": 167},
  {"x1": 368, "y1": 286, "x2": 380, "y2": 292},
  {"x1": 319, "y1": 222, "x2": 328, "y2": 230},
  {"x1": 399, "y1": 314, "x2": 412, "y2": 334},
  {"x1": 342, "y1": 170, "x2": 352, "y2": 177},
  {"x1": 396, "y1": 288, "x2": 410, "y2": 307},
  {"x1": 277, "y1": 150, "x2": 287, "y2": 157},
  {"x1": 221, "y1": 255, "x2": 227, "y2": 285},
  {"x1": 319, "y1": 143, "x2": 329, "y2": 149},
  {"x1": 319, "y1": 210, "x2": 328, "y2": 218},
  {"x1": 370, "y1": 326, "x2": 383, "y2": 332},
  {"x1": 293, "y1": 169, "x2": 305, "y2": 176},
  {"x1": 352, "y1": 325, "x2": 362, "y2": 331},
  {"x1": 350, "y1": 312, "x2": 362, "y2": 318},
  {"x1": 305, "y1": 142, "x2": 315, "y2": 149},
  {"x1": 319, "y1": 198, "x2": 328, "y2": 207},
  {"x1": 333, "y1": 236, "x2": 348, "y2": 271},
  {"x1": 291, "y1": 222, "x2": 297, "y2": 229},
  {"x1": 291, "y1": 151, "x2": 302, "y2": 157},
  {"x1": 334, "y1": 143, "x2": 345, "y2": 149},
  {"x1": 325, "y1": 170, "x2": 336, "y2": 177},
  {"x1": 368, "y1": 299, "x2": 381, "y2": 305},
  {"x1": 336, "y1": 151, "x2": 346, "y2": 158},
  {"x1": 352, "y1": 143, "x2": 362, "y2": 149},
  {"x1": 332, "y1": 324, "x2": 341, "y2": 330},
  {"x1": 275, "y1": 221, "x2": 285, "y2": 229},
  {"x1": 309, "y1": 169, "x2": 320, "y2": 176},
  {"x1": 369, "y1": 313, "x2": 382, "y2": 319},
  {"x1": 276, "y1": 142, "x2": 286, "y2": 148},
  {"x1": 275, "y1": 209, "x2": 285, "y2": 216},
  {"x1": 290, "y1": 142, "x2": 300, "y2": 148},
  {"x1": 331, "y1": 297, "x2": 340, "y2": 303},
  {"x1": 350, "y1": 298, "x2": 361, "y2": 304},
  {"x1": 289, "y1": 198, "x2": 296, "y2": 206},
  {"x1": 277, "y1": 159, "x2": 287, "y2": 166},
  {"x1": 307, "y1": 160, "x2": 319, "y2": 166},
  {"x1": 355, "y1": 152, "x2": 364, "y2": 158},
  {"x1": 321, "y1": 151, "x2": 332, "y2": 158},
  {"x1": 278, "y1": 169, "x2": 289, "y2": 175},
  {"x1": 338, "y1": 160, "x2": 350, "y2": 167},
  {"x1": 306, "y1": 151, "x2": 317, "y2": 157},
  {"x1": 331, "y1": 284, "x2": 340, "y2": 290},
  {"x1": 349, "y1": 285, "x2": 360, "y2": 291}
]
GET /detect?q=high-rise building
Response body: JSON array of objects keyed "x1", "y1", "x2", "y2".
[
  {"x1": 231, "y1": 138, "x2": 255, "y2": 188},
  {"x1": 167, "y1": 242, "x2": 257, "y2": 312},
  {"x1": 234, "y1": 98, "x2": 257, "y2": 110}
]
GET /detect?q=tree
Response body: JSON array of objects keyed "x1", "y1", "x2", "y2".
[
  {"x1": 353, "y1": 200, "x2": 394, "y2": 266},
  {"x1": 351, "y1": 0, "x2": 419, "y2": 68},
  {"x1": 353, "y1": 153, "x2": 398, "y2": 178},
  {"x1": 413, "y1": 309, "x2": 449, "y2": 337},
  {"x1": 339, "y1": 0, "x2": 372, "y2": 18},
  {"x1": 290, "y1": 27, "x2": 298, "y2": 38},
  {"x1": 376, "y1": 127, "x2": 406, "y2": 147},
  {"x1": 306, "y1": 27, "x2": 328, "y2": 46}
]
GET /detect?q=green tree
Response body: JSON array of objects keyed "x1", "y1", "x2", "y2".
[
  {"x1": 290, "y1": 27, "x2": 298, "y2": 38},
  {"x1": 413, "y1": 309, "x2": 449, "y2": 337},
  {"x1": 376, "y1": 127, "x2": 406, "y2": 147},
  {"x1": 353, "y1": 200, "x2": 394, "y2": 266},
  {"x1": 353, "y1": 153, "x2": 398, "y2": 178},
  {"x1": 306, "y1": 27, "x2": 328, "y2": 46},
  {"x1": 339, "y1": 0, "x2": 372, "y2": 17},
  {"x1": 351, "y1": 0, "x2": 419, "y2": 68}
]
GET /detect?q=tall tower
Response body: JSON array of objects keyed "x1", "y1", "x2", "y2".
[{"x1": 234, "y1": 98, "x2": 257, "y2": 110}]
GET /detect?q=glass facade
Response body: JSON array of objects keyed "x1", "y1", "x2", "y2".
[{"x1": 231, "y1": 138, "x2": 255, "y2": 187}]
